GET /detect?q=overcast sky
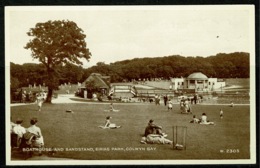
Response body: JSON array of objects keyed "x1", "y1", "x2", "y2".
[{"x1": 5, "y1": 5, "x2": 254, "y2": 67}]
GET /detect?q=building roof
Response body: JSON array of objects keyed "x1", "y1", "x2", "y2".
[
  {"x1": 84, "y1": 73, "x2": 110, "y2": 89},
  {"x1": 187, "y1": 72, "x2": 208, "y2": 79}
]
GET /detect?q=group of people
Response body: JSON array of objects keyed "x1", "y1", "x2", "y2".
[
  {"x1": 191, "y1": 94, "x2": 202, "y2": 104},
  {"x1": 190, "y1": 113, "x2": 215, "y2": 125},
  {"x1": 154, "y1": 94, "x2": 197, "y2": 113},
  {"x1": 180, "y1": 97, "x2": 192, "y2": 114},
  {"x1": 98, "y1": 116, "x2": 173, "y2": 145},
  {"x1": 189, "y1": 108, "x2": 225, "y2": 125},
  {"x1": 11, "y1": 117, "x2": 44, "y2": 155}
]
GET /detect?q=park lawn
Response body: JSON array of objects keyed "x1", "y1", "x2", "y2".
[{"x1": 10, "y1": 102, "x2": 250, "y2": 160}]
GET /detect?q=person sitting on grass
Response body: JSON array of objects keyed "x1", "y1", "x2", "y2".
[
  {"x1": 189, "y1": 115, "x2": 200, "y2": 124},
  {"x1": 200, "y1": 113, "x2": 215, "y2": 125},
  {"x1": 26, "y1": 118, "x2": 44, "y2": 156},
  {"x1": 99, "y1": 116, "x2": 121, "y2": 129},
  {"x1": 110, "y1": 103, "x2": 114, "y2": 112},
  {"x1": 13, "y1": 118, "x2": 26, "y2": 139},
  {"x1": 140, "y1": 134, "x2": 172, "y2": 145},
  {"x1": 104, "y1": 103, "x2": 119, "y2": 112},
  {"x1": 27, "y1": 118, "x2": 44, "y2": 148},
  {"x1": 10, "y1": 117, "x2": 16, "y2": 133},
  {"x1": 12, "y1": 118, "x2": 26, "y2": 148},
  {"x1": 144, "y1": 119, "x2": 167, "y2": 137}
]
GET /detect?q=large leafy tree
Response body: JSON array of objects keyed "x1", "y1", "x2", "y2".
[{"x1": 25, "y1": 20, "x2": 91, "y2": 103}]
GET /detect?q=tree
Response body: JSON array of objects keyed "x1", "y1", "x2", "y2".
[
  {"x1": 10, "y1": 76, "x2": 20, "y2": 91},
  {"x1": 59, "y1": 63, "x2": 84, "y2": 84},
  {"x1": 25, "y1": 20, "x2": 91, "y2": 103}
]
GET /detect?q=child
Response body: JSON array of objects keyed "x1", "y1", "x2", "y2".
[
  {"x1": 220, "y1": 109, "x2": 223, "y2": 119},
  {"x1": 230, "y1": 101, "x2": 234, "y2": 107},
  {"x1": 167, "y1": 99, "x2": 173, "y2": 111},
  {"x1": 190, "y1": 115, "x2": 200, "y2": 123}
]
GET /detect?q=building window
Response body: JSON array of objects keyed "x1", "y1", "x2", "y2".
[
  {"x1": 190, "y1": 80, "x2": 195, "y2": 84},
  {"x1": 209, "y1": 82, "x2": 211, "y2": 85},
  {"x1": 182, "y1": 82, "x2": 184, "y2": 85}
]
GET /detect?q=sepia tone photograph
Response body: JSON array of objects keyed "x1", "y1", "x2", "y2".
[{"x1": 5, "y1": 5, "x2": 256, "y2": 165}]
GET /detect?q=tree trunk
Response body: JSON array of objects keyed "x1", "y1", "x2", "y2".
[
  {"x1": 46, "y1": 63, "x2": 53, "y2": 103},
  {"x1": 46, "y1": 88, "x2": 53, "y2": 103}
]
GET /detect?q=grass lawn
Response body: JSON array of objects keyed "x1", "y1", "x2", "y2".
[{"x1": 10, "y1": 102, "x2": 250, "y2": 160}]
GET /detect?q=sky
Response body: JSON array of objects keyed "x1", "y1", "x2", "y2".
[{"x1": 5, "y1": 5, "x2": 254, "y2": 68}]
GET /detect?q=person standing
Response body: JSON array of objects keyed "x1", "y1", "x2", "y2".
[
  {"x1": 167, "y1": 99, "x2": 173, "y2": 111},
  {"x1": 220, "y1": 109, "x2": 224, "y2": 119},
  {"x1": 157, "y1": 94, "x2": 161, "y2": 105},
  {"x1": 194, "y1": 94, "x2": 198, "y2": 104},
  {"x1": 163, "y1": 95, "x2": 168, "y2": 106},
  {"x1": 180, "y1": 97, "x2": 185, "y2": 113},
  {"x1": 36, "y1": 95, "x2": 44, "y2": 111},
  {"x1": 22, "y1": 91, "x2": 26, "y2": 103},
  {"x1": 155, "y1": 94, "x2": 159, "y2": 105},
  {"x1": 84, "y1": 90, "x2": 87, "y2": 99}
]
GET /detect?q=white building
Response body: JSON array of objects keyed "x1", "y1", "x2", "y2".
[{"x1": 170, "y1": 72, "x2": 225, "y2": 92}]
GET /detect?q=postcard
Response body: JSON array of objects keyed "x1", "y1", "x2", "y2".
[{"x1": 5, "y1": 5, "x2": 256, "y2": 165}]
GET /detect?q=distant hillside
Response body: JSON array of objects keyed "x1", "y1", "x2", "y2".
[
  {"x1": 10, "y1": 52, "x2": 250, "y2": 89},
  {"x1": 87, "y1": 52, "x2": 249, "y2": 82}
]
